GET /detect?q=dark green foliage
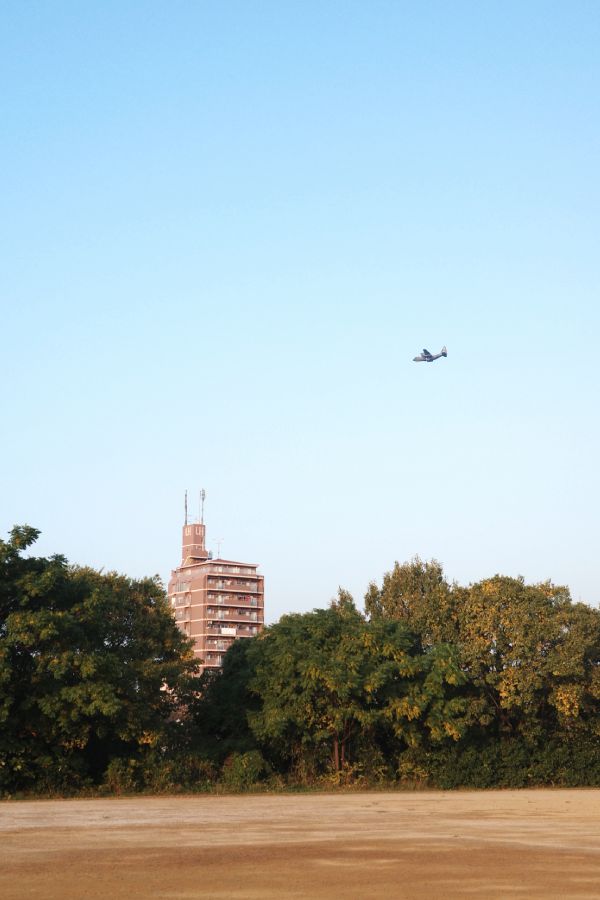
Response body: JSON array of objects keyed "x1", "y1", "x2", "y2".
[
  {"x1": 137, "y1": 752, "x2": 217, "y2": 793},
  {"x1": 195, "y1": 592, "x2": 468, "y2": 782},
  {"x1": 0, "y1": 526, "x2": 199, "y2": 795},
  {"x1": 3, "y1": 527, "x2": 598, "y2": 793},
  {"x1": 195, "y1": 571, "x2": 599, "y2": 789},
  {"x1": 101, "y1": 749, "x2": 218, "y2": 795},
  {"x1": 191, "y1": 638, "x2": 259, "y2": 763},
  {"x1": 411, "y1": 735, "x2": 600, "y2": 789}
]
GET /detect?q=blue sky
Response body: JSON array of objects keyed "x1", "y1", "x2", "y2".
[{"x1": 2, "y1": 2, "x2": 599, "y2": 619}]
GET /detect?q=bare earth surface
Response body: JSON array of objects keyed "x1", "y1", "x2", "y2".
[{"x1": 1, "y1": 790, "x2": 599, "y2": 899}]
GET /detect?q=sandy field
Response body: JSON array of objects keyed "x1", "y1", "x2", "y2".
[{"x1": 1, "y1": 789, "x2": 599, "y2": 899}]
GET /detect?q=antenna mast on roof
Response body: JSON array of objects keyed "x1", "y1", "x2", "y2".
[
  {"x1": 200, "y1": 489, "x2": 206, "y2": 524},
  {"x1": 184, "y1": 490, "x2": 188, "y2": 526}
]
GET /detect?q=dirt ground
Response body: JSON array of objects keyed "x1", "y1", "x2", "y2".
[{"x1": 1, "y1": 790, "x2": 599, "y2": 899}]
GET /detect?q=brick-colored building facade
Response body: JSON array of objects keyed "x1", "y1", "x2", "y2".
[{"x1": 168, "y1": 517, "x2": 264, "y2": 673}]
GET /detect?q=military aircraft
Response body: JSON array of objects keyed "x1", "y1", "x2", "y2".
[{"x1": 413, "y1": 346, "x2": 447, "y2": 363}]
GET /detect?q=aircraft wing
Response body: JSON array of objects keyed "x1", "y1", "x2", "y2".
[{"x1": 422, "y1": 348, "x2": 432, "y2": 357}]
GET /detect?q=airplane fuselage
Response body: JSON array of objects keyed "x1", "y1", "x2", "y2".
[{"x1": 413, "y1": 346, "x2": 448, "y2": 363}]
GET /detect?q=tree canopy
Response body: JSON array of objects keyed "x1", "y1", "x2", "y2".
[
  {"x1": 245, "y1": 593, "x2": 467, "y2": 776},
  {"x1": 366, "y1": 556, "x2": 600, "y2": 742},
  {"x1": 0, "y1": 526, "x2": 198, "y2": 793},
  {"x1": 195, "y1": 562, "x2": 599, "y2": 787},
  {"x1": 2, "y1": 529, "x2": 599, "y2": 793}
]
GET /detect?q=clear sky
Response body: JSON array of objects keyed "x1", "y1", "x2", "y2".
[{"x1": 2, "y1": 2, "x2": 599, "y2": 620}]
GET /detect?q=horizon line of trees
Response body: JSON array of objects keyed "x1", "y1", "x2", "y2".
[{"x1": 1, "y1": 526, "x2": 598, "y2": 795}]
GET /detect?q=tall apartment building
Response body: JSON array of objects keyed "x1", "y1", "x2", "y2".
[{"x1": 167, "y1": 512, "x2": 264, "y2": 673}]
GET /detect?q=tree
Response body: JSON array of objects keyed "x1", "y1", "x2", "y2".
[
  {"x1": 365, "y1": 556, "x2": 455, "y2": 646},
  {"x1": 246, "y1": 592, "x2": 467, "y2": 776},
  {"x1": 455, "y1": 576, "x2": 600, "y2": 739},
  {"x1": 191, "y1": 638, "x2": 259, "y2": 764},
  {"x1": 0, "y1": 526, "x2": 199, "y2": 794},
  {"x1": 366, "y1": 560, "x2": 600, "y2": 745}
]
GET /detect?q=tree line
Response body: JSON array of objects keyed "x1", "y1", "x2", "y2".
[{"x1": 1, "y1": 527, "x2": 598, "y2": 795}]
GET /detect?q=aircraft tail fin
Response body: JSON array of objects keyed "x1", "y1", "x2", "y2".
[{"x1": 441, "y1": 346, "x2": 447, "y2": 357}]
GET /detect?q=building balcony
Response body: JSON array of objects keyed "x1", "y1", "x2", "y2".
[
  {"x1": 206, "y1": 610, "x2": 261, "y2": 622},
  {"x1": 205, "y1": 565, "x2": 258, "y2": 576},
  {"x1": 208, "y1": 581, "x2": 259, "y2": 592},
  {"x1": 205, "y1": 625, "x2": 237, "y2": 636},
  {"x1": 205, "y1": 641, "x2": 230, "y2": 651},
  {"x1": 206, "y1": 596, "x2": 262, "y2": 608},
  {"x1": 204, "y1": 624, "x2": 260, "y2": 637}
]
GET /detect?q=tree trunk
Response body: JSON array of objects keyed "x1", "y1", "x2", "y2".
[
  {"x1": 340, "y1": 720, "x2": 352, "y2": 769},
  {"x1": 332, "y1": 735, "x2": 340, "y2": 771}
]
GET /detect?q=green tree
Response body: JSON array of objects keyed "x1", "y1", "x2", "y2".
[
  {"x1": 191, "y1": 637, "x2": 259, "y2": 764},
  {"x1": 0, "y1": 526, "x2": 199, "y2": 794},
  {"x1": 246, "y1": 592, "x2": 466, "y2": 776}
]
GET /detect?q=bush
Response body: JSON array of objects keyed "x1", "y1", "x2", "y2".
[
  {"x1": 410, "y1": 735, "x2": 600, "y2": 789},
  {"x1": 0, "y1": 749, "x2": 92, "y2": 798},
  {"x1": 140, "y1": 753, "x2": 217, "y2": 793},
  {"x1": 529, "y1": 737, "x2": 600, "y2": 787},
  {"x1": 103, "y1": 758, "x2": 141, "y2": 794},
  {"x1": 221, "y1": 751, "x2": 269, "y2": 790}
]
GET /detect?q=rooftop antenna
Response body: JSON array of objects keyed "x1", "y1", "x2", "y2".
[
  {"x1": 200, "y1": 489, "x2": 206, "y2": 524},
  {"x1": 184, "y1": 490, "x2": 188, "y2": 525},
  {"x1": 215, "y1": 538, "x2": 224, "y2": 558}
]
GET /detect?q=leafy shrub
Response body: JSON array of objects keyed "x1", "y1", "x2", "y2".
[
  {"x1": 221, "y1": 751, "x2": 269, "y2": 790},
  {"x1": 397, "y1": 752, "x2": 430, "y2": 786},
  {"x1": 141, "y1": 753, "x2": 217, "y2": 793},
  {"x1": 319, "y1": 762, "x2": 368, "y2": 788},
  {"x1": 0, "y1": 749, "x2": 92, "y2": 798},
  {"x1": 103, "y1": 758, "x2": 141, "y2": 794},
  {"x1": 414, "y1": 735, "x2": 600, "y2": 789}
]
